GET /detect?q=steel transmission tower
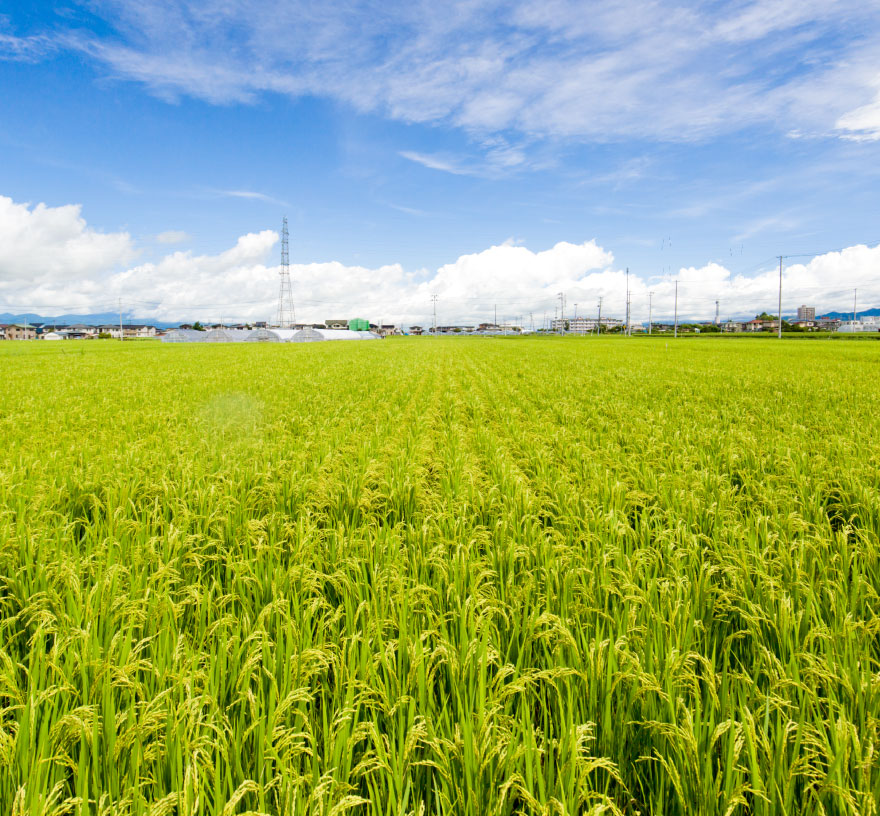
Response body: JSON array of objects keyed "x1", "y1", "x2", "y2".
[{"x1": 276, "y1": 217, "x2": 296, "y2": 328}]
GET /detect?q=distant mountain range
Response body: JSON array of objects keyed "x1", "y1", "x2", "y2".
[
  {"x1": 2, "y1": 306, "x2": 878, "y2": 328},
  {"x1": 0, "y1": 312, "x2": 181, "y2": 329},
  {"x1": 814, "y1": 307, "x2": 880, "y2": 320}
]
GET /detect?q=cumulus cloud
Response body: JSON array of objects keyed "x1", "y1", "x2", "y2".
[
  {"x1": 2, "y1": 195, "x2": 879, "y2": 324},
  {"x1": 0, "y1": 196, "x2": 135, "y2": 310},
  {"x1": 21, "y1": 0, "x2": 880, "y2": 148},
  {"x1": 617, "y1": 247, "x2": 880, "y2": 323}
]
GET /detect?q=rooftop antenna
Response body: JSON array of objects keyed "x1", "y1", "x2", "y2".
[{"x1": 277, "y1": 217, "x2": 295, "y2": 328}]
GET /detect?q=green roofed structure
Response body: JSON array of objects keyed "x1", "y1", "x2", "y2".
[{"x1": 348, "y1": 318, "x2": 370, "y2": 332}]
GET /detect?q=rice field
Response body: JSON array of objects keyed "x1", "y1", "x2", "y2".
[{"x1": 0, "y1": 336, "x2": 878, "y2": 816}]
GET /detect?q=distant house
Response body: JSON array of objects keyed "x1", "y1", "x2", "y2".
[
  {"x1": 4, "y1": 324, "x2": 37, "y2": 340},
  {"x1": 324, "y1": 319, "x2": 349, "y2": 330},
  {"x1": 370, "y1": 323, "x2": 400, "y2": 337},
  {"x1": 66, "y1": 324, "x2": 97, "y2": 339},
  {"x1": 746, "y1": 318, "x2": 778, "y2": 332},
  {"x1": 123, "y1": 324, "x2": 158, "y2": 338},
  {"x1": 409, "y1": 325, "x2": 424, "y2": 335},
  {"x1": 816, "y1": 317, "x2": 841, "y2": 331},
  {"x1": 97, "y1": 324, "x2": 123, "y2": 339}
]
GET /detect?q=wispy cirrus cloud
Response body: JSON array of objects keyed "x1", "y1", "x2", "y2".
[
  {"x1": 216, "y1": 189, "x2": 289, "y2": 206},
  {"x1": 836, "y1": 89, "x2": 880, "y2": 141},
  {"x1": 399, "y1": 151, "x2": 475, "y2": 176},
  {"x1": 0, "y1": 31, "x2": 55, "y2": 62},
  {"x1": 17, "y1": 0, "x2": 880, "y2": 148},
  {"x1": 400, "y1": 136, "x2": 532, "y2": 178}
]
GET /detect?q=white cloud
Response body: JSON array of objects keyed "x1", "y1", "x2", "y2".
[
  {"x1": 156, "y1": 229, "x2": 190, "y2": 244},
  {"x1": 39, "y1": 0, "x2": 880, "y2": 146},
  {"x1": 0, "y1": 196, "x2": 134, "y2": 308},
  {"x1": 217, "y1": 190, "x2": 289, "y2": 206},
  {"x1": 628, "y1": 246, "x2": 880, "y2": 322},
  {"x1": 0, "y1": 31, "x2": 54, "y2": 62},
  {"x1": 400, "y1": 137, "x2": 532, "y2": 178},
  {"x1": 2, "y1": 194, "x2": 879, "y2": 324},
  {"x1": 399, "y1": 151, "x2": 473, "y2": 176},
  {"x1": 836, "y1": 89, "x2": 880, "y2": 141}
]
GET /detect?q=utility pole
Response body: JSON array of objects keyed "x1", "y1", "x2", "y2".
[
  {"x1": 494, "y1": 304, "x2": 497, "y2": 328},
  {"x1": 431, "y1": 293, "x2": 438, "y2": 335},
  {"x1": 777, "y1": 255, "x2": 783, "y2": 340},
  {"x1": 119, "y1": 298, "x2": 123, "y2": 342},
  {"x1": 854, "y1": 288, "x2": 858, "y2": 323},
  {"x1": 674, "y1": 281, "x2": 679, "y2": 339},
  {"x1": 625, "y1": 267, "x2": 630, "y2": 336},
  {"x1": 648, "y1": 291, "x2": 653, "y2": 335},
  {"x1": 715, "y1": 299, "x2": 720, "y2": 326},
  {"x1": 597, "y1": 297, "x2": 603, "y2": 335},
  {"x1": 557, "y1": 292, "x2": 565, "y2": 333}
]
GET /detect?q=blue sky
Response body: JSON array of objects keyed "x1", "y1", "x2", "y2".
[{"x1": 2, "y1": 0, "x2": 880, "y2": 324}]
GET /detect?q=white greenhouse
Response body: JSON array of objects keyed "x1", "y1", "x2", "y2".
[{"x1": 162, "y1": 327, "x2": 381, "y2": 344}]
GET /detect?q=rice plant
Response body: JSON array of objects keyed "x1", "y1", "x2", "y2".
[{"x1": 0, "y1": 337, "x2": 877, "y2": 815}]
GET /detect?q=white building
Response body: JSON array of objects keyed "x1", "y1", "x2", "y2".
[
  {"x1": 797, "y1": 305, "x2": 816, "y2": 321},
  {"x1": 837, "y1": 317, "x2": 880, "y2": 333},
  {"x1": 123, "y1": 325, "x2": 158, "y2": 338},
  {"x1": 551, "y1": 316, "x2": 624, "y2": 333}
]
